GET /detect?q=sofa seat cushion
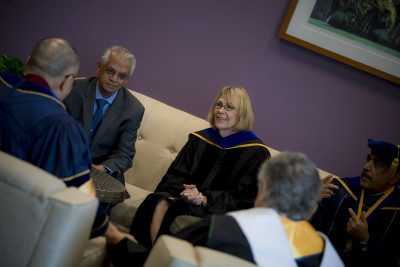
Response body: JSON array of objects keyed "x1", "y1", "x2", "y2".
[
  {"x1": 79, "y1": 237, "x2": 111, "y2": 267},
  {"x1": 144, "y1": 235, "x2": 257, "y2": 267},
  {"x1": 110, "y1": 183, "x2": 153, "y2": 233}
]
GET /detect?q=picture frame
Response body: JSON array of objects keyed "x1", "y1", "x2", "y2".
[{"x1": 279, "y1": 0, "x2": 400, "y2": 85}]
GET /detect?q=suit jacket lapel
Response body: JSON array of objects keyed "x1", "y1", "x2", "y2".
[
  {"x1": 91, "y1": 88, "x2": 124, "y2": 146},
  {"x1": 83, "y1": 80, "x2": 97, "y2": 136}
]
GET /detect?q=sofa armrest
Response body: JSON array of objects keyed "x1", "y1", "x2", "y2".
[
  {"x1": 0, "y1": 151, "x2": 98, "y2": 267},
  {"x1": 144, "y1": 235, "x2": 257, "y2": 267}
]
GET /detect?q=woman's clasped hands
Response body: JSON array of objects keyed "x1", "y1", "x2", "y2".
[{"x1": 180, "y1": 184, "x2": 203, "y2": 205}]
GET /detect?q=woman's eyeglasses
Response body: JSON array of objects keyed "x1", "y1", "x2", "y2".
[{"x1": 215, "y1": 102, "x2": 235, "y2": 111}]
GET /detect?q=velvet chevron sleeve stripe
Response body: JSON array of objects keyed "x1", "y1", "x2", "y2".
[
  {"x1": 334, "y1": 177, "x2": 400, "y2": 211},
  {"x1": 0, "y1": 74, "x2": 65, "y2": 108},
  {"x1": 190, "y1": 128, "x2": 270, "y2": 152},
  {"x1": 61, "y1": 169, "x2": 91, "y2": 187}
]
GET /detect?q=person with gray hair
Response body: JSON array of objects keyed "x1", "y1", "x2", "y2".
[
  {"x1": 64, "y1": 45, "x2": 145, "y2": 214},
  {"x1": 100, "y1": 45, "x2": 137, "y2": 75},
  {"x1": 173, "y1": 152, "x2": 344, "y2": 267},
  {"x1": 255, "y1": 150, "x2": 321, "y2": 220},
  {"x1": 0, "y1": 37, "x2": 134, "y2": 244}
]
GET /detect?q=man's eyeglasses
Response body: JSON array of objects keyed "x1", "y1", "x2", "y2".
[
  {"x1": 64, "y1": 74, "x2": 76, "y2": 79},
  {"x1": 104, "y1": 67, "x2": 129, "y2": 81},
  {"x1": 215, "y1": 102, "x2": 235, "y2": 111}
]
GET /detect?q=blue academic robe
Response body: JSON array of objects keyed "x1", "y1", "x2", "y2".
[{"x1": 0, "y1": 73, "x2": 108, "y2": 237}]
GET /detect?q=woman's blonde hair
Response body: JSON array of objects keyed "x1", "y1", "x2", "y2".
[{"x1": 207, "y1": 86, "x2": 254, "y2": 132}]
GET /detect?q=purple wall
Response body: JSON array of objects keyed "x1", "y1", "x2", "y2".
[{"x1": 2, "y1": 0, "x2": 400, "y2": 177}]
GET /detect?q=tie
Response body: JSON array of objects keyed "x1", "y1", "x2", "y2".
[{"x1": 90, "y1": 99, "x2": 108, "y2": 143}]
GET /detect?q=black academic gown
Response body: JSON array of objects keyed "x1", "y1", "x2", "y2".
[
  {"x1": 174, "y1": 214, "x2": 325, "y2": 267},
  {"x1": 130, "y1": 128, "x2": 270, "y2": 248}
]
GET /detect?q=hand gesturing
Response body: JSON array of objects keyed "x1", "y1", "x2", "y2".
[
  {"x1": 319, "y1": 175, "x2": 339, "y2": 201},
  {"x1": 347, "y1": 208, "x2": 370, "y2": 242}
]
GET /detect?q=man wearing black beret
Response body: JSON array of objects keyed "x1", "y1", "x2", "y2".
[{"x1": 312, "y1": 139, "x2": 400, "y2": 266}]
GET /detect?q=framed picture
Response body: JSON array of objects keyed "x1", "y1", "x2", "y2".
[{"x1": 279, "y1": 0, "x2": 400, "y2": 85}]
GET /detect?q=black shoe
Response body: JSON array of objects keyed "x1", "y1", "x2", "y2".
[{"x1": 107, "y1": 237, "x2": 149, "y2": 267}]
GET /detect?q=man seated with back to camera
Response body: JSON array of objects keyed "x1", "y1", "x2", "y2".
[
  {"x1": 0, "y1": 37, "x2": 135, "y2": 244},
  {"x1": 174, "y1": 151, "x2": 344, "y2": 267}
]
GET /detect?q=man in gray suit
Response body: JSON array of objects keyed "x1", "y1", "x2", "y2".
[{"x1": 64, "y1": 45, "x2": 144, "y2": 213}]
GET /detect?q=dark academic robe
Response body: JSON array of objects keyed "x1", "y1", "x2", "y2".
[
  {"x1": 174, "y1": 214, "x2": 326, "y2": 267},
  {"x1": 110, "y1": 209, "x2": 341, "y2": 267},
  {"x1": 311, "y1": 177, "x2": 400, "y2": 267},
  {"x1": 130, "y1": 128, "x2": 270, "y2": 248},
  {"x1": 0, "y1": 73, "x2": 108, "y2": 238}
]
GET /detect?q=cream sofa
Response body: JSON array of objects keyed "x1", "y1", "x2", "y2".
[
  {"x1": 82, "y1": 90, "x2": 335, "y2": 266},
  {"x1": 109, "y1": 90, "x2": 333, "y2": 233},
  {"x1": 0, "y1": 151, "x2": 98, "y2": 267}
]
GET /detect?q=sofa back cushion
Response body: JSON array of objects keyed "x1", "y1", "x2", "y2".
[{"x1": 127, "y1": 91, "x2": 210, "y2": 192}]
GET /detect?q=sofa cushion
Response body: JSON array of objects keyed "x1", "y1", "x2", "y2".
[
  {"x1": 110, "y1": 183, "x2": 153, "y2": 233},
  {"x1": 144, "y1": 235, "x2": 257, "y2": 267},
  {"x1": 126, "y1": 91, "x2": 210, "y2": 192},
  {"x1": 79, "y1": 237, "x2": 111, "y2": 267}
]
